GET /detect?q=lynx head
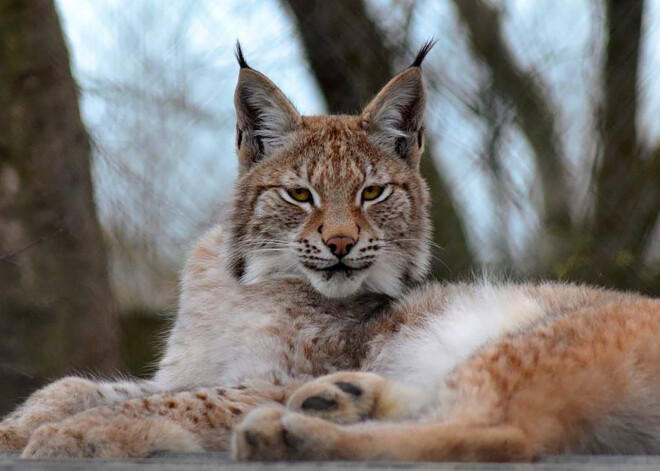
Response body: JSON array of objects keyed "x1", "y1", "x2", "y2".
[{"x1": 227, "y1": 42, "x2": 434, "y2": 298}]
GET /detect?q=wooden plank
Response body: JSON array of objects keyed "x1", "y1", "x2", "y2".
[{"x1": 5, "y1": 452, "x2": 660, "y2": 471}]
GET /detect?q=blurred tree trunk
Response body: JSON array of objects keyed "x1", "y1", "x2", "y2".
[
  {"x1": 0, "y1": 0, "x2": 120, "y2": 414},
  {"x1": 453, "y1": 0, "x2": 659, "y2": 294},
  {"x1": 451, "y1": 0, "x2": 572, "y2": 269},
  {"x1": 591, "y1": 0, "x2": 660, "y2": 290},
  {"x1": 282, "y1": 0, "x2": 474, "y2": 279}
]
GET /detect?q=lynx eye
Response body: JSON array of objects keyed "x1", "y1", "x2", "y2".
[
  {"x1": 362, "y1": 185, "x2": 384, "y2": 201},
  {"x1": 288, "y1": 187, "x2": 312, "y2": 203}
]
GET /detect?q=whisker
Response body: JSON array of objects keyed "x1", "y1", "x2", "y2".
[
  {"x1": 382, "y1": 239, "x2": 446, "y2": 254},
  {"x1": 240, "y1": 239, "x2": 293, "y2": 245},
  {"x1": 240, "y1": 242, "x2": 293, "y2": 248},
  {"x1": 244, "y1": 249, "x2": 288, "y2": 255},
  {"x1": 377, "y1": 246, "x2": 450, "y2": 272}
]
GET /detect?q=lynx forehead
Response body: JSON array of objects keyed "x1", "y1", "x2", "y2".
[{"x1": 227, "y1": 43, "x2": 434, "y2": 298}]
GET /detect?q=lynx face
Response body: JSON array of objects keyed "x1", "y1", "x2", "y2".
[{"x1": 227, "y1": 45, "x2": 433, "y2": 298}]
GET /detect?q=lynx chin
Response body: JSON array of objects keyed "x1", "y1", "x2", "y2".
[{"x1": 3, "y1": 41, "x2": 660, "y2": 464}]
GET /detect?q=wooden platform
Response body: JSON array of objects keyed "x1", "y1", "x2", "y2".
[{"x1": 5, "y1": 452, "x2": 660, "y2": 470}]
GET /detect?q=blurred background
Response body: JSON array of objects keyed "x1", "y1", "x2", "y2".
[{"x1": 1, "y1": 0, "x2": 659, "y2": 415}]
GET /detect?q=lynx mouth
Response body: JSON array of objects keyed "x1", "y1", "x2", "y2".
[
  {"x1": 301, "y1": 261, "x2": 379, "y2": 297},
  {"x1": 320, "y1": 262, "x2": 354, "y2": 273},
  {"x1": 300, "y1": 263, "x2": 355, "y2": 278},
  {"x1": 301, "y1": 261, "x2": 372, "y2": 278},
  {"x1": 308, "y1": 262, "x2": 374, "y2": 274}
]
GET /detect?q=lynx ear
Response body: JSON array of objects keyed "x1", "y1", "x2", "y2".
[
  {"x1": 234, "y1": 43, "x2": 302, "y2": 173},
  {"x1": 361, "y1": 41, "x2": 435, "y2": 167}
]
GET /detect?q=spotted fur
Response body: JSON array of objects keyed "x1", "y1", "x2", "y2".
[{"x1": 4, "y1": 44, "x2": 660, "y2": 464}]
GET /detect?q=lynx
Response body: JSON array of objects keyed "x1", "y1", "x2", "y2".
[{"x1": 3, "y1": 42, "x2": 660, "y2": 463}]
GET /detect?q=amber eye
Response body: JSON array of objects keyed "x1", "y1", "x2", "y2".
[
  {"x1": 288, "y1": 188, "x2": 312, "y2": 203},
  {"x1": 362, "y1": 185, "x2": 384, "y2": 201}
]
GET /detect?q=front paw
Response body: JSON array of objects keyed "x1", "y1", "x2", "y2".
[
  {"x1": 287, "y1": 372, "x2": 387, "y2": 424},
  {"x1": 22, "y1": 422, "x2": 99, "y2": 459},
  {"x1": 22, "y1": 415, "x2": 202, "y2": 459},
  {"x1": 0, "y1": 425, "x2": 28, "y2": 451},
  {"x1": 231, "y1": 406, "x2": 342, "y2": 461}
]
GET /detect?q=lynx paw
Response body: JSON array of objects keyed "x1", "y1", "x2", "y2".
[
  {"x1": 0, "y1": 376, "x2": 107, "y2": 451},
  {"x1": 287, "y1": 372, "x2": 388, "y2": 424},
  {"x1": 0, "y1": 425, "x2": 28, "y2": 451},
  {"x1": 22, "y1": 415, "x2": 202, "y2": 459},
  {"x1": 231, "y1": 405, "x2": 342, "y2": 461}
]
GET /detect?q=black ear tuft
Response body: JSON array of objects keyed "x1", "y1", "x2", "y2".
[
  {"x1": 234, "y1": 59, "x2": 301, "y2": 173},
  {"x1": 235, "y1": 40, "x2": 250, "y2": 69},
  {"x1": 410, "y1": 39, "x2": 437, "y2": 68}
]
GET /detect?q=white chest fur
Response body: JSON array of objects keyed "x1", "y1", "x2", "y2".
[{"x1": 369, "y1": 284, "x2": 548, "y2": 389}]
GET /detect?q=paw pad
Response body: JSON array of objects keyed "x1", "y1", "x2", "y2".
[
  {"x1": 335, "y1": 382, "x2": 362, "y2": 397},
  {"x1": 301, "y1": 397, "x2": 338, "y2": 411}
]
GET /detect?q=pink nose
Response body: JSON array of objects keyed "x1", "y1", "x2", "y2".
[{"x1": 325, "y1": 236, "x2": 356, "y2": 258}]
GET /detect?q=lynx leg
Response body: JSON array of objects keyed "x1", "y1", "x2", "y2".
[
  {"x1": 233, "y1": 406, "x2": 532, "y2": 462},
  {"x1": 21, "y1": 383, "x2": 289, "y2": 458},
  {"x1": 23, "y1": 415, "x2": 203, "y2": 459},
  {"x1": 287, "y1": 371, "x2": 429, "y2": 424},
  {"x1": 0, "y1": 377, "x2": 158, "y2": 451}
]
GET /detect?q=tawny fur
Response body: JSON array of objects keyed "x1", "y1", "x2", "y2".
[{"x1": 3, "y1": 44, "x2": 660, "y2": 463}]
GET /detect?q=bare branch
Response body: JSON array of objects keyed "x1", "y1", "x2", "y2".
[
  {"x1": 591, "y1": 0, "x2": 657, "y2": 287},
  {"x1": 451, "y1": 0, "x2": 571, "y2": 258}
]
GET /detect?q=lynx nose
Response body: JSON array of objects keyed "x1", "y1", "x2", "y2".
[{"x1": 325, "y1": 236, "x2": 356, "y2": 259}]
